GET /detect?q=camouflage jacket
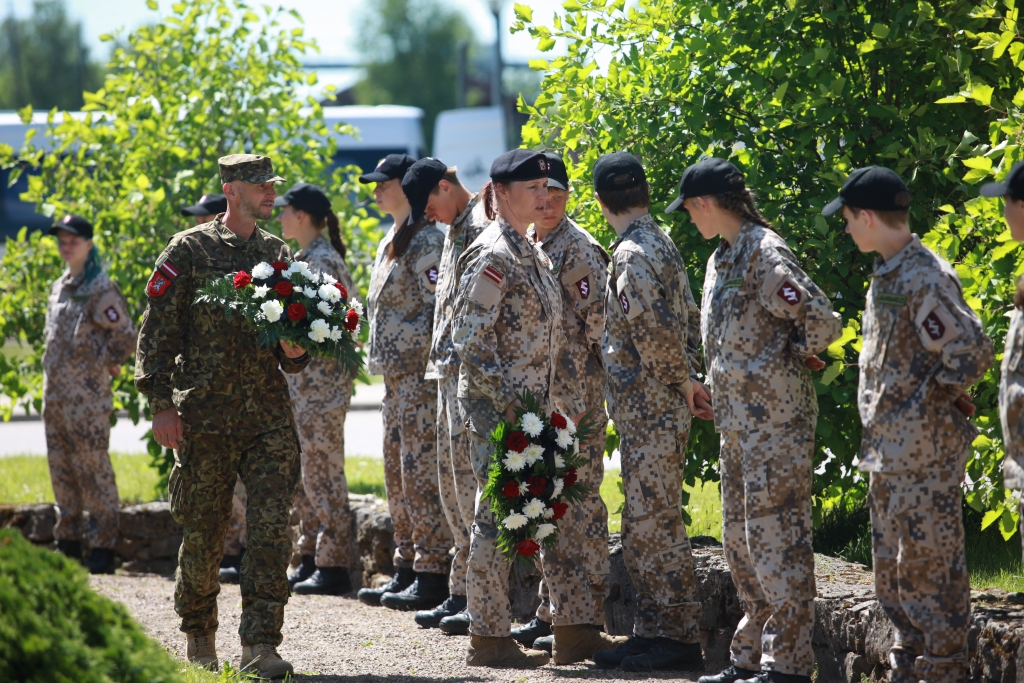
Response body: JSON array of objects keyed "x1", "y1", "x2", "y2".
[
  {"x1": 425, "y1": 194, "x2": 490, "y2": 380},
  {"x1": 366, "y1": 216, "x2": 444, "y2": 376},
  {"x1": 452, "y1": 218, "x2": 586, "y2": 430},
  {"x1": 1000, "y1": 307, "x2": 1024, "y2": 488},
  {"x1": 43, "y1": 270, "x2": 136, "y2": 410},
  {"x1": 701, "y1": 222, "x2": 842, "y2": 432},
  {"x1": 530, "y1": 216, "x2": 611, "y2": 406},
  {"x1": 858, "y1": 235, "x2": 992, "y2": 472},
  {"x1": 603, "y1": 214, "x2": 702, "y2": 423},
  {"x1": 284, "y1": 235, "x2": 356, "y2": 418},
  {"x1": 134, "y1": 216, "x2": 310, "y2": 434}
]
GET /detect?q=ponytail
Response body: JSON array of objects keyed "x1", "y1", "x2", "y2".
[
  {"x1": 81, "y1": 245, "x2": 102, "y2": 284},
  {"x1": 387, "y1": 216, "x2": 423, "y2": 262},
  {"x1": 481, "y1": 180, "x2": 509, "y2": 222},
  {"x1": 711, "y1": 189, "x2": 776, "y2": 231},
  {"x1": 1015, "y1": 275, "x2": 1024, "y2": 310},
  {"x1": 313, "y1": 211, "x2": 347, "y2": 259}
]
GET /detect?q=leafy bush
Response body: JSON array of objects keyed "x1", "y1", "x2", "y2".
[{"x1": 0, "y1": 529, "x2": 182, "y2": 683}]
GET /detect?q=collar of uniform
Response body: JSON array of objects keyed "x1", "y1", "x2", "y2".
[
  {"x1": 297, "y1": 233, "x2": 327, "y2": 261},
  {"x1": 451, "y1": 193, "x2": 480, "y2": 234},
  {"x1": 61, "y1": 268, "x2": 84, "y2": 288},
  {"x1": 872, "y1": 234, "x2": 921, "y2": 278},
  {"x1": 497, "y1": 217, "x2": 532, "y2": 258},
  {"x1": 714, "y1": 221, "x2": 757, "y2": 265},
  {"x1": 213, "y1": 213, "x2": 264, "y2": 248},
  {"x1": 620, "y1": 213, "x2": 656, "y2": 242}
]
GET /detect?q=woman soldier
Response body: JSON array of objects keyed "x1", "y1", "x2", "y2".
[
  {"x1": 668, "y1": 159, "x2": 841, "y2": 683},
  {"x1": 43, "y1": 214, "x2": 137, "y2": 575},
  {"x1": 275, "y1": 182, "x2": 357, "y2": 595},
  {"x1": 452, "y1": 149, "x2": 587, "y2": 668},
  {"x1": 358, "y1": 155, "x2": 454, "y2": 612}
]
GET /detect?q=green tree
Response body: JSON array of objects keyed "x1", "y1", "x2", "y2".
[
  {"x1": 0, "y1": 0, "x2": 104, "y2": 111},
  {"x1": 513, "y1": 0, "x2": 1024, "y2": 528}
]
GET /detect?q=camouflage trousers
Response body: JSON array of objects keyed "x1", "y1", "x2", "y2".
[
  {"x1": 436, "y1": 375, "x2": 477, "y2": 596},
  {"x1": 223, "y1": 476, "x2": 247, "y2": 557},
  {"x1": 870, "y1": 468, "x2": 970, "y2": 683},
  {"x1": 168, "y1": 426, "x2": 300, "y2": 646},
  {"x1": 720, "y1": 419, "x2": 816, "y2": 676},
  {"x1": 383, "y1": 373, "x2": 453, "y2": 574},
  {"x1": 291, "y1": 403, "x2": 353, "y2": 567},
  {"x1": 617, "y1": 408, "x2": 702, "y2": 642},
  {"x1": 44, "y1": 401, "x2": 120, "y2": 549}
]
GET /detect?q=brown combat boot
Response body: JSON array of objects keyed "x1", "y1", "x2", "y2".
[
  {"x1": 185, "y1": 630, "x2": 218, "y2": 671},
  {"x1": 552, "y1": 624, "x2": 630, "y2": 664},
  {"x1": 466, "y1": 634, "x2": 551, "y2": 668},
  {"x1": 241, "y1": 643, "x2": 294, "y2": 680}
]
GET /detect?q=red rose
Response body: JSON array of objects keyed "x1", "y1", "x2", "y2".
[
  {"x1": 345, "y1": 309, "x2": 359, "y2": 332},
  {"x1": 516, "y1": 539, "x2": 540, "y2": 557},
  {"x1": 527, "y1": 475, "x2": 547, "y2": 496},
  {"x1": 271, "y1": 260, "x2": 288, "y2": 274},
  {"x1": 287, "y1": 303, "x2": 307, "y2": 322},
  {"x1": 273, "y1": 281, "x2": 294, "y2": 297},
  {"x1": 334, "y1": 282, "x2": 348, "y2": 299},
  {"x1": 563, "y1": 468, "x2": 578, "y2": 488},
  {"x1": 502, "y1": 481, "x2": 520, "y2": 499},
  {"x1": 505, "y1": 431, "x2": 528, "y2": 453},
  {"x1": 233, "y1": 271, "x2": 252, "y2": 289},
  {"x1": 551, "y1": 502, "x2": 568, "y2": 520},
  {"x1": 550, "y1": 412, "x2": 568, "y2": 430}
]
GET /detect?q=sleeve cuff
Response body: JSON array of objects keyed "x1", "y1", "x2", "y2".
[
  {"x1": 147, "y1": 394, "x2": 175, "y2": 416},
  {"x1": 280, "y1": 352, "x2": 310, "y2": 374},
  {"x1": 492, "y1": 387, "x2": 518, "y2": 417}
]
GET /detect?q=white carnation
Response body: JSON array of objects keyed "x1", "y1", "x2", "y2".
[
  {"x1": 351, "y1": 298, "x2": 364, "y2": 316},
  {"x1": 253, "y1": 285, "x2": 270, "y2": 299},
  {"x1": 519, "y1": 481, "x2": 530, "y2": 496},
  {"x1": 303, "y1": 286, "x2": 317, "y2": 298},
  {"x1": 535, "y1": 523, "x2": 556, "y2": 540},
  {"x1": 543, "y1": 507, "x2": 555, "y2": 520},
  {"x1": 523, "y1": 498, "x2": 546, "y2": 519},
  {"x1": 287, "y1": 260, "x2": 307, "y2": 275},
  {"x1": 566, "y1": 416, "x2": 577, "y2": 435},
  {"x1": 520, "y1": 412, "x2": 543, "y2": 437},
  {"x1": 260, "y1": 300, "x2": 284, "y2": 323},
  {"x1": 329, "y1": 326, "x2": 343, "y2": 342},
  {"x1": 502, "y1": 513, "x2": 528, "y2": 531},
  {"x1": 252, "y1": 262, "x2": 274, "y2": 279},
  {"x1": 307, "y1": 271, "x2": 321, "y2": 284},
  {"x1": 503, "y1": 451, "x2": 527, "y2": 472},
  {"x1": 321, "y1": 273, "x2": 337, "y2": 285},
  {"x1": 318, "y1": 283, "x2": 341, "y2": 302},
  {"x1": 554, "y1": 453, "x2": 565, "y2": 469},
  {"x1": 317, "y1": 301, "x2": 333, "y2": 316},
  {"x1": 555, "y1": 428, "x2": 573, "y2": 450},
  {"x1": 524, "y1": 444, "x2": 545, "y2": 465},
  {"x1": 552, "y1": 478, "x2": 564, "y2": 498},
  {"x1": 307, "y1": 318, "x2": 330, "y2": 343}
]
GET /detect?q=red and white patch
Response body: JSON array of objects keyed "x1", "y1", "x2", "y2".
[
  {"x1": 483, "y1": 265, "x2": 504, "y2": 285},
  {"x1": 923, "y1": 312, "x2": 946, "y2": 341},
  {"x1": 158, "y1": 260, "x2": 180, "y2": 280},
  {"x1": 147, "y1": 259, "x2": 180, "y2": 297},
  {"x1": 777, "y1": 281, "x2": 801, "y2": 305},
  {"x1": 427, "y1": 266, "x2": 439, "y2": 285},
  {"x1": 104, "y1": 306, "x2": 120, "y2": 323},
  {"x1": 619, "y1": 292, "x2": 630, "y2": 314},
  {"x1": 576, "y1": 277, "x2": 590, "y2": 299}
]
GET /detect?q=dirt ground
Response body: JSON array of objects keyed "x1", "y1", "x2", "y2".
[{"x1": 89, "y1": 571, "x2": 705, "y2": 683}]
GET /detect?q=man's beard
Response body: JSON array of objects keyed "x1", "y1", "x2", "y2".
[{"x1": 240, "y1": 193, "x2": 272, "y2": 221}]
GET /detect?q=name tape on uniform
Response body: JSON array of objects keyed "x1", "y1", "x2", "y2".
[
  {"x1": 878, "y1": 293, "x2": 907, "y2": 307},
  {"x1": 723, "y1": 277, "x2": 743, "y2": 289}
]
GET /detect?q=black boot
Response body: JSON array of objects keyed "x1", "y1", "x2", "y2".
[
  {"x1": 293, "y1": 567, "x2": 352, "y2": 596},
  {"x1": 511, "y1": 615, "x2": 552, "y2": 647},
  {"x1": 84, "y1": 548, "x2": 116, "y2": 575},
  {"x1": 738, "y1": 671, "x2": 812, "y2": 683},
  {"x1": 357, "y1": 566, "x2": 415, "y2": 607},
  {"x1": 56, "y1": 539, "x2": 82, "y2": 562},
  {"x1": 619, "y1": 637, "x2": 704, "y2": 672},
  {"x1": 532, "y1": 634, "x2": 553, "y2": 654},
  {"x1": 700, "y1": 666, "x2": 761, "y2": 683},
  {"x1": 437, "y1": 609, "x2": 471, "y2": 635},
  {"x1": 287, "y1": 555, "x2": 315, "y2": 589},
  {"x1": 414, "y1": 593, "x2": 467, "y2": 628},
  {"x1": 380, "y1": 572, "x2": 450, "y2": 611},
  {"x1": 218, "y1": 551, "x2": 243, "y2": 584},
  {"x1": 592, "y1": 635, "x2": 657, "y2": 669}
]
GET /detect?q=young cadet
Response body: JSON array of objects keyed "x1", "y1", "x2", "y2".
[
  {"x1": 672, "y1": 159, "x2": 841, "y2": 683},
  {"x1": 523, "y1": 151, "x2": 624, "y2": 664},
  {"x1": 981, "y1": 162, "x2": 1024, "y2": 561},
  {"x1": 825, "y1": 166, "x2": 993, "y2": 683},
  {"x1": 452, "y1": 149, "x2": 585, "y2": 668},
  {"x1": 593, "y1": 152, "x2": 712, "y2": 673}
]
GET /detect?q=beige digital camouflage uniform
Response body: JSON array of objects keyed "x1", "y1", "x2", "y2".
[
  {"x1": 859, "y1": 235, "x2": 992, "y2": 683},
  {"x1": 701, "y1": 221, "x2": 842, "y2": 676},
  {"x1": 1000, "y1": 304, "x2": 1024, "y2": 556},
  {"x1": 530, "y1": 216, "x2": 612, "y2": 628},
  {"x1": 285, "y1": 235, "x2": 356, "y2": 568},
  {"x1": 603, "y1": 213, "x2": 702, "y2": 643},
  {"x1": 453, "y1": 217, "x2": 586, "y2": 638},
  {"x1": 43, "y1": 270, "x2": 136, "y2": 550},
  {"x1": 368, "y1": 216, "x2": 452, "y2": 573},
  {"x1": 428, "y1": 194, "x2": 490, "y2": 595}
]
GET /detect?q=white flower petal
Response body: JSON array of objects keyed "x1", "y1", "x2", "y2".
[
  {"x1": 555, "y1": 429, "x2": 573, "y2": 450},
  {"x1": 503, "y1": 451, "x2": 528, "y2": 472},
  {"x1": 502, "y1": 513, "x2": 528, "y2": 530},
  {"x1": 523, "y1": 498, "x2": 546, "y2": 519},
  {"x1": 303, "y1": 286, "x2": 317, "y2": 298},
  {"x1": 552, "y1": 478, "x2": 564, "y2": 498},
  {"x1": 252, "y1": 262, "x2": 274, "y2": 279},
  {"x1": 317, "y1": 301, "x2": 333, "y2": 316},
  {"x1": 521, "y1": 412, "x2": 543, "y2": 437},
  {"x1": 253, "y1": 285, "x2": 270, "y2": 299},
  {"x1": 318, "y1": 283, "x2": 341, "y2": 302},
  {"x1": 260, "y1": 300, "x2": 283, "y2": 323},
  {"x1": 535, "y1": 523, "x2": 556, "y2": 540}
]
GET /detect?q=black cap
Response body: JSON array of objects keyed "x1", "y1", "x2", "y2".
[
  {"x1": 359, "y1": 154, "x2": 417, "y2": 183},
  {"x1": 181, "y1": 193, "x2": 226, "y2": 217},
  {"x1": 822, "y1": 166, "x2": 911, "y2": 216},
  {"x1": 48, "y1": 214, "x2": 93, "y2": 239},
  {"x1": 490, "y1": 149, "x2": 549, "y2": 183},
  {"x1": 593, "y1": 152, "x2": 645, "y2": 193},
  {"x1": 665, "y1": 158, "x2": 745, "y2": 214},
  {"x1": 273, "y1": 182, "x2": 332, "y2": 217},
  {"x1": 980, "y1": 161, "x2": 1024, "y2": 200},
  {"x1": 402, "y1": 158, "x2": 448, "y2": 222},
  {"x1": 544, "y1": 152, "x2": 569, "y2": 191}
]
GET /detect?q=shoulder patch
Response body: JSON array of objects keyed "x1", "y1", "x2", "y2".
[
  {"x1": 104, "y1": 306, "x2": 120, "y2": 323},
  {"x1": 615, "y1": 270, "x2": 643, "y2": 321},
  {"x1": 482, "y1": 264, "x2": 504, "y2": 285},
  {"x1": 147, "y1": 259, "x2": 180, "y2": 298},
  {"x1": 777, "y1": 281, "x2": 802, "y2": 305},
  {"x1": 913, "y1": 293, "x2": 963, "y2": 352}
]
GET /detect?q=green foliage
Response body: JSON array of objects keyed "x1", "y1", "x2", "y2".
[
  {"x1": 0, "y1": 529, "x2": 183, "y2": 682},
  {"x1": 515, "y1": 0, "x2": 1024, "y2": 528}
]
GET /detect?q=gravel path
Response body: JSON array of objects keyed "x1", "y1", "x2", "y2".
[{"x1": 90, "y1": 572, "x2": 703, "y2": 682}]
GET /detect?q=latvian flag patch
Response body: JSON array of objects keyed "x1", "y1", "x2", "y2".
[
  {"x1": 483, "y1": 264, "x2": 504, "y2": 285},
  {"x1": 147, "y1": 260, "x2": 180, "y2": 297}
]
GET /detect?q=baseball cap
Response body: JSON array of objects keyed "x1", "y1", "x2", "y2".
[
  {"x1": 218, "y1": 154, "x2": 284, "y2": 184},
  {"x1": 544, "y1": 152, "x2": 569, "y2": 191},
  {"x1": 980, "y1": 161, "x2": 1024, "y2": 200},
  {"x1": 48, "y1": 214, "x2": 93, "y2": 239},
  {"x1": 359, "y1": 154, "x2": 417, "y2": 184},
  {"x1": 181, "y1": 193, "x2": 227, "y2": 217},
  {"x1": 593, "y1": 152, "x2": 645, "y2": 193},
  {"x1": 490, "y1": 149, "x2": 549, "y2": 183},
  {"x1": 822, "y1": 166, "x2": 911, "y2": 216},
  {"x1": 273, "y1": 182, "x2": 332, "y2": 217},
  {"x1": 401, "y1": 158, "x2": 448, "y2": 222},
  {"x1": 665, "y1": 158, "x2": 746, "y2": 214}
]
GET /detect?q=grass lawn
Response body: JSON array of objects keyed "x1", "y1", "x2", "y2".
[{"x1": 599, "y1": 464, "x2": 722, "y2": 540}]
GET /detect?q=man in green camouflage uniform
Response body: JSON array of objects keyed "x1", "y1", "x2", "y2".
[{"x1": 135, "y1": 154, "x2": 309, "y2": 679}]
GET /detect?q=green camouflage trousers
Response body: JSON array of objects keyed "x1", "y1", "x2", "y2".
[
  {"x1": 222, "y1": 476, "x2": 247, "y2": 556},
  {"x1": 720, "y1": 418, "x2": 816, "y2": 676},
  {"x1": 169, "y1": 426, "x2": 300, "y2": 646},
  {"x1": 870, "y1": 468, "x2": 970, "y2": 683}
]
